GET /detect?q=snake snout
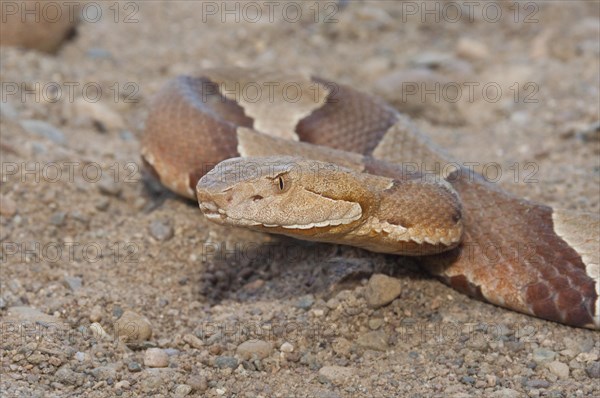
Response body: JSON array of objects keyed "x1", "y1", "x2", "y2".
[{"x1": 196, "y1": 187, "x2": 222, "y2": 216}]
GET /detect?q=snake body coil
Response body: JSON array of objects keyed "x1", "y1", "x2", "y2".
[{"x1": 142, "y1": 68, "x2": 600, "y2": 329}]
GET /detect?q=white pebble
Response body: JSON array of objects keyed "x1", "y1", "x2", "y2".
[
  {"x1": 547, "y1": 361, "x2": 569, "y2": 379},
  {"x1": 89, "y1": 322, "x2": 110, "y2": 340},
  {"x1": 144, "y1": 348, "x2": 169, "y2": 368},
  {"x1": 280, "y1": 342, "x2": 294, "y2": 353}
]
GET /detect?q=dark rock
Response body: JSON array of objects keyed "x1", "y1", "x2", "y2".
[{"x1": 214, "y1": 356, "x2": 238, "y2": 369}]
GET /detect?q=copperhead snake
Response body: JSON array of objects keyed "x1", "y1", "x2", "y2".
[{"x1": 141, "y1": 68, "x2": 599, "y2": 330}]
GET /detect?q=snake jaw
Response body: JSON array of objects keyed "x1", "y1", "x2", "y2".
[{"x1": 198, "y1": 202, "x2": 225, "y2": 221}]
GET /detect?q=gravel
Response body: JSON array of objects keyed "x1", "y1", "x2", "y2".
[{"x1": 1, "y1": 2, "x2": 598, "y2": 397}]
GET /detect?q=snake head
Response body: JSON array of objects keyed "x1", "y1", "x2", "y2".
[{"x1": 196, "y1": 156, "x2": 372, "y2": 233}]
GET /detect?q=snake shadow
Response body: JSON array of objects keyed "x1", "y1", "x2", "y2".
[
  {"x1": 193, "y1": 235, "x2": 432, "y2": 306},
  {"x1": 143, "y1": 174, "x2": 438, "y2": 309}
]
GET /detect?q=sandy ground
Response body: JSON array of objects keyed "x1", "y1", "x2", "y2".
[{"x1": 1, "y1": 1, "x2": 599, "y2": 397}]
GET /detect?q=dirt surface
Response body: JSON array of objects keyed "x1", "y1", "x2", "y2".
[{"x1": 1, "y1": 1, "x2": 599, "y2": 397}]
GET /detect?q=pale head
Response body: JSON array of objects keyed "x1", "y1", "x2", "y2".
[{"x1": 196, "y1": 156, "x2": 372, "y2": 233}]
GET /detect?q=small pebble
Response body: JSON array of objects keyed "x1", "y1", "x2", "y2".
[
  {"x1": 50, "y1": 211, "x2": 67, "y2": 226},
  {"x1": 364, "y1": 274, "x2": 402, "y2": 308},
  {"x1": 533, "y1": 348, "x2": 556, "y2": 363},
  {"x1": 158, "y1": 297, "x2": 169, "y2": 307},
  {"x1": 127, "y1": 361, "x2": 142, "y2": 372},
  {"x1": 326, "y1": 298, "x2": 340, "y2": 309},
  {"x1": 91, "y1": 365, "x2": 117, "y2": 381},
  {"x1": 63, "y1": 276, "x2": 82, "y2": 291},
  {"x1": 174, "y1": 384, "x2": 192, "y2": 397},
  {"x1": 115, "y1": 310, "x2": 153, "y2": 343},
  {"x1": 183, "y1": 333, "x2": 204, "y2": 349},
  {"x1": 178, "y1": 277, "x2": 189, "y2": 286},
  {"x1": 586, "y1": 361, "x2": 600, "y2": 378},
  {"x1": 526, "y1": 379, "x2": 550, "y2": 388},
  {"x1": 460, "y1": 376, "x2": 475, "y2": 385},
  {"x1": 98, "y1": 177, "x2": 122, "y2": 197},
  {"x1": 115, "y1": 380, "x2": 130, "y2": 390},
  {"x1": 149, "y1": 219, "x2": 174, "y2": 241},
  {"x1": 94, "y1": 197, "x2": 111, "y2": 211},
  {"x1": 89, "y1": 322, "x2": 110, "y2": 340},
  {"x1": 214, "y1": 356, "x2": 238, "y2": 369},
  {"x1": 546, "y1": 361, "x2": 569, "y2": 379},
  {"x1": 20, "y1": 120, "x2": 66, "y2": 145},
  {"x1": 368, "y1": 318, "x2": 384, "y2": 330},
  {"x1": 332, "y1": 337, "x2": 353, "y2": 357},
  {"x1": 280, "y1": 342, "x2": 294, "y2": 353},
  {"x1": 54, "y1": 366, "x2": 82, "y2": 385},
  {"x1": 356, "y1": 330, "x2": 389, "y2": 352},
  {"x1": 578, "y1": 337, "x2": 595, "y2": 353},
  {"x1": 295, "y1": 294, "x2": 315, "y2": 310},
  {"x1": 27, "y1": 353, "x2": 45, "y2": 364},
  {"x1": 236, "y1": 340, "x2": 272, "y2": 360},
  {"x1": 209, "y1": 344, "x2": 222, "y2": 355},
  {"x1": 74, "y1": 352, "x2": 86, "y2": 362},
  {"x1": 112, "y1": 306, "x2": 124, "y2": 318},
  {"x1": 243, "y1": 278, "x2": 264, "y2": 292},
  {"x1": 318, "y1": 365, "x2": 355, "y2": 385},
  {"x1": 313, "y1": 309, "x2": 328, "y2": 320},
  {"x1": 144, "y1": 348, "x2": 169, "y2": 368},
  {"x1": 186, "y1": 375, "x2": 208, "y2": 392},
  {"x1": 164, "y1": 348, "x2": 179, "y2": 356},
  {"x1": 89, "y1": 305, "x2": 103, "y2": 322}
]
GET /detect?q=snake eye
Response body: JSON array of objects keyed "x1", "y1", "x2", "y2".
[{"x1": 277, "y1": 176, "x2": 285, "y2": 191}]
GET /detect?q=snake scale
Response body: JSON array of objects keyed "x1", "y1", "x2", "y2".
[{"x1": 142, "y1": 68, "x2": 599, "y2": 330}]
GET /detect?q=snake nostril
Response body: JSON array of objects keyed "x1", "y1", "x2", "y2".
[{"x1": 251, "y1": 195, "x2": 263, "y2": 201}]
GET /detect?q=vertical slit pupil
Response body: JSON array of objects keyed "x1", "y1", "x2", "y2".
[{"x1": 278, "y1": 176, "x2": 284, "y2": 190}]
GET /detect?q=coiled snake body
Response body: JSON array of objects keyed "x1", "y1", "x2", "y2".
[{"x1": 142, "y1": 68, "x2": 599, "y2": 329}]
